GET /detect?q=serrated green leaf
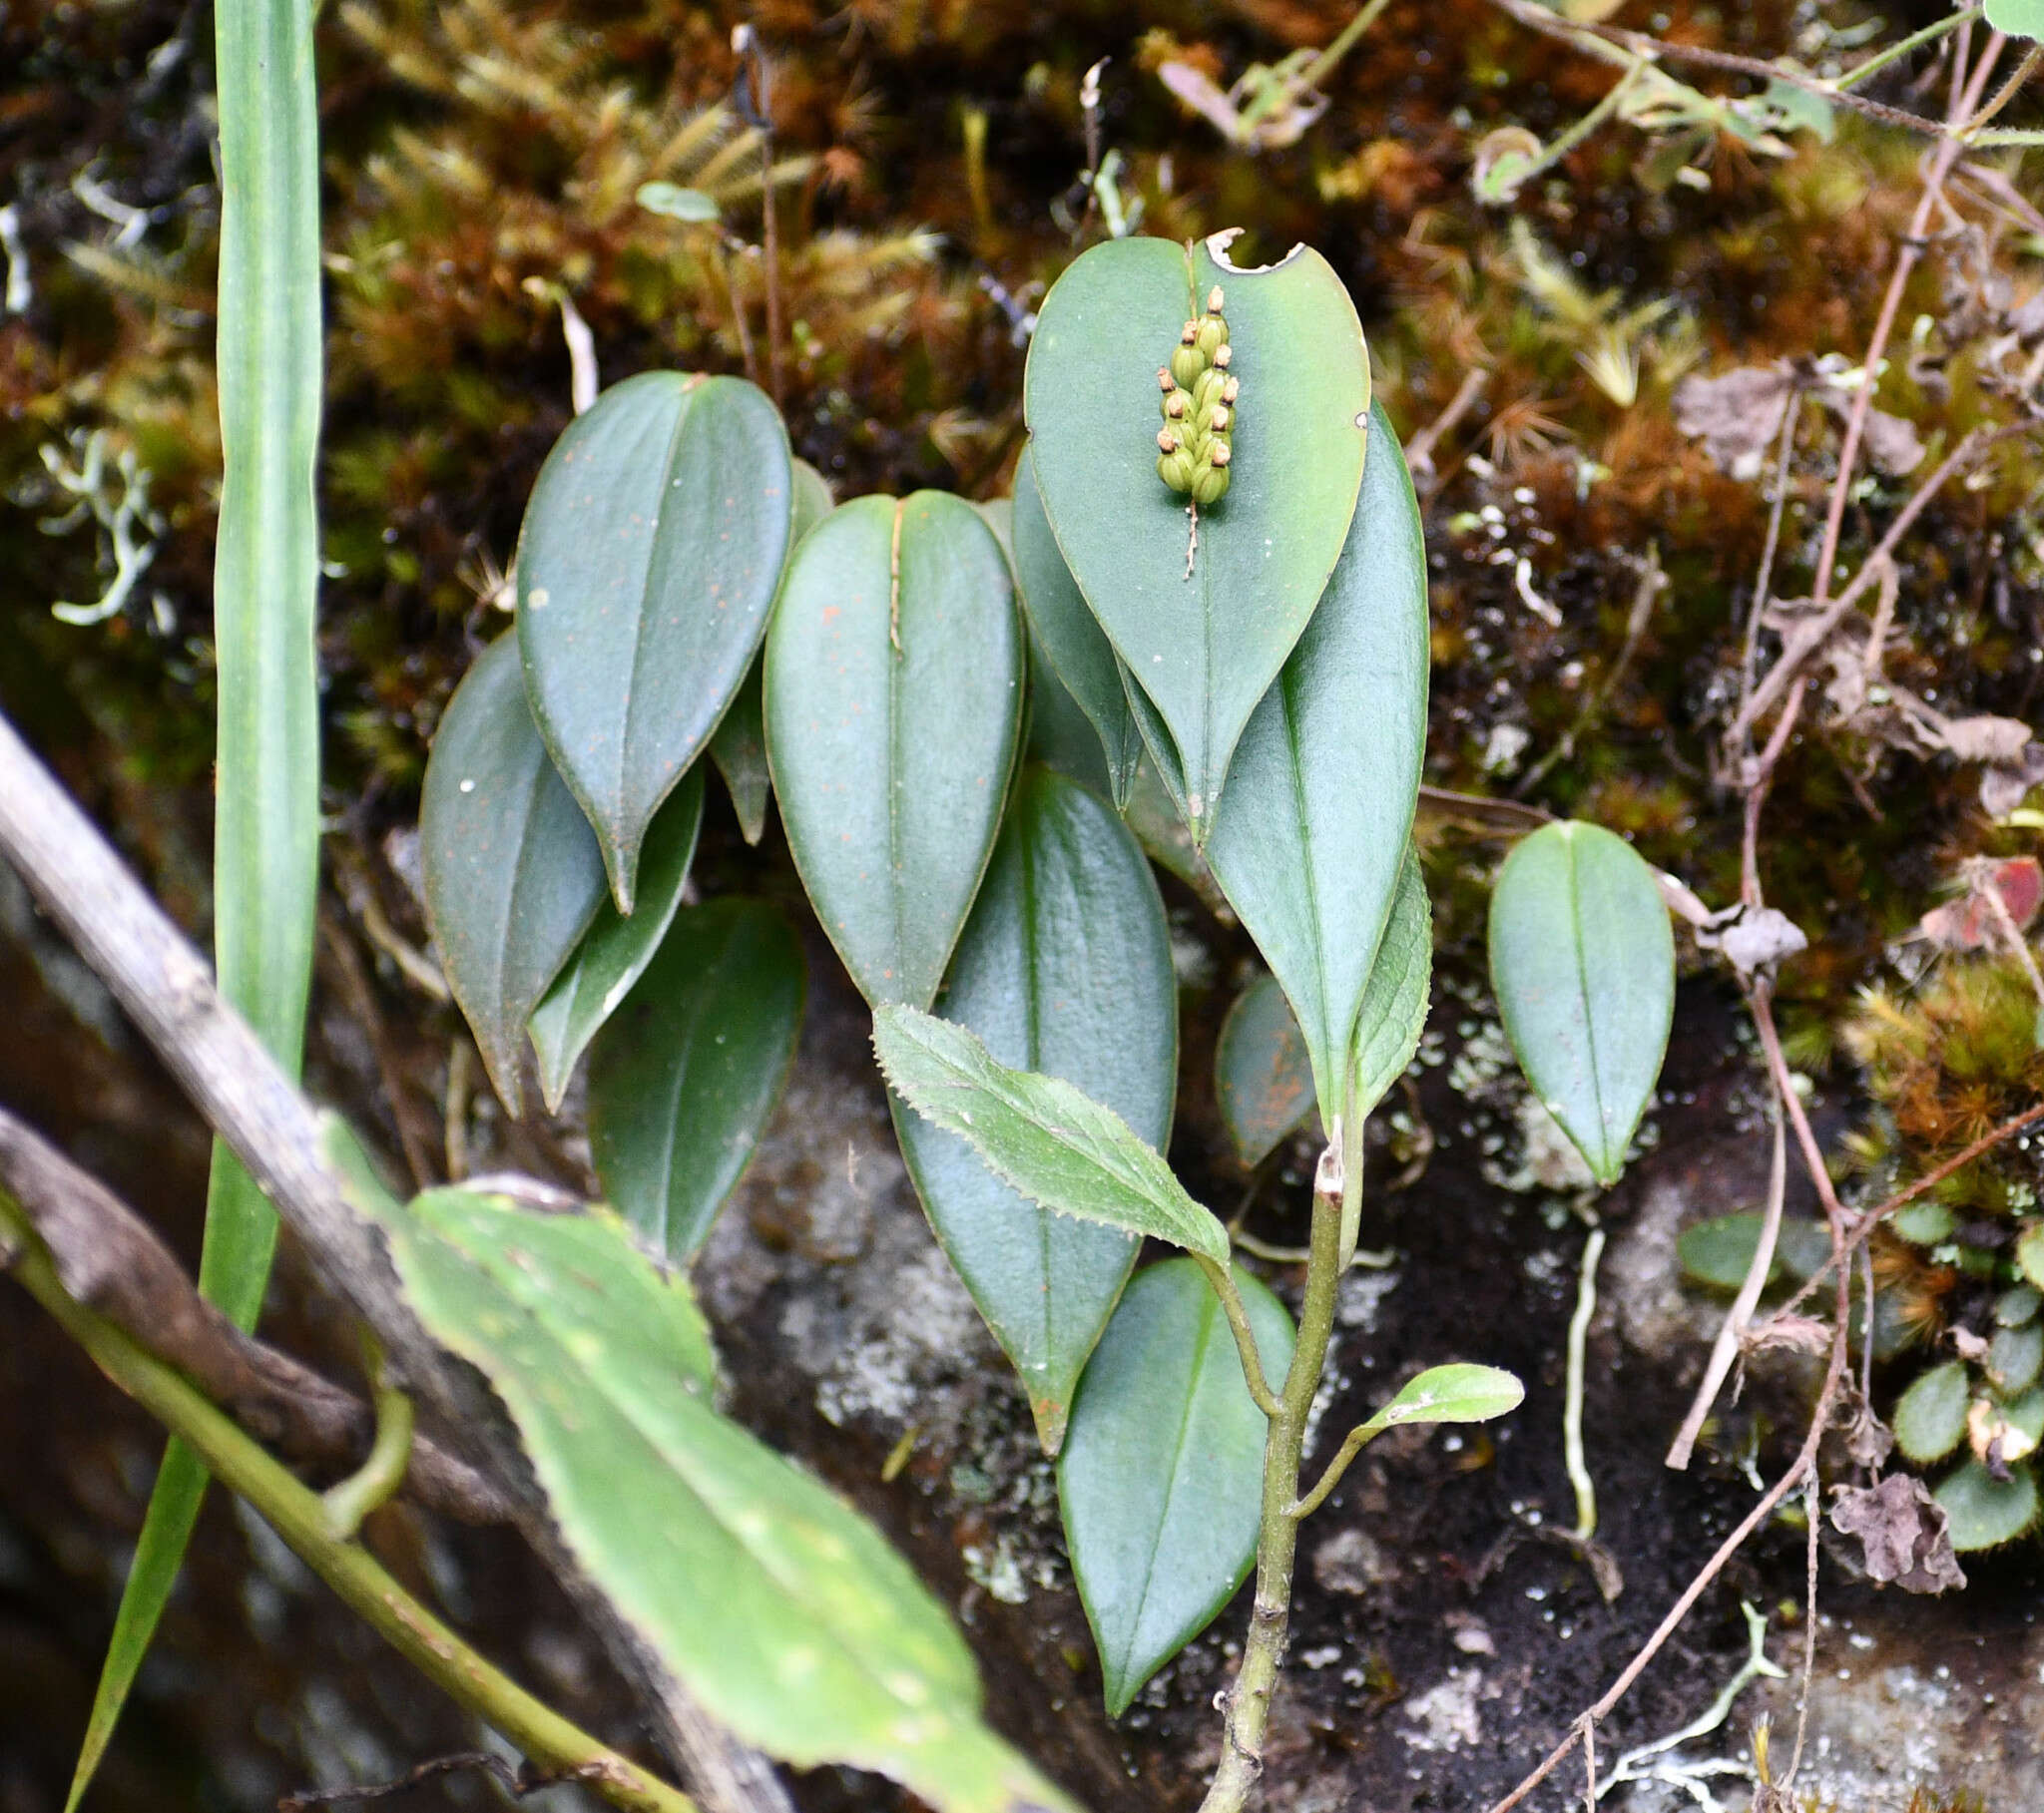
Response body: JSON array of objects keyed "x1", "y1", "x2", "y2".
[
  {"x1": 1215, "y1": 975, "x2": 1315, "y2": 1169},
  {"x1": 1896, "y1": 1200, "x2": 1958, "y2": 1246},
  {"x1": 586, "y1": 900, "x2": 805, "y2": 1263},
  {"x1": 765, "y1": 493, "x2": 1022, "y2": 1010},
  {"x1": 527, "y1": 769, "x2": 705, "y2": 1114},
  {"x1": 380, "y1": 1186, "x2": 1068, "y2": 1811},
  {"x1": 1347, "y1": 1364, "x2": 1525, "y2": 1443},
  {"x1": 423, "y1": 633, "x2": 607, "y2": 1116},
  {"x1": 874, "y1": 1007, "x2": 1230, "y2": 1264},
  {"x1": 894, "y1": 768, "x2": 1175, "y2": 1453},
  {"x1": 1986, "y1": 0, "x2": 2044, "y2": 42},
  {"x1": 2018, "y1": 1222, "x2": 2044, "y2": 1290},
  {"x1": 2007, "y1": 1386, "x2": 2044, "y2": 1445},
  {"x1": 1676, "y1": 1212, "x2": 1831, "y2": 1292},
  {"x1": 517, "y1": 370, "x2": 793, "y2": 910},
  {"x1": 1488, "y1": 820, "x2": 1674, "y2": 1186},
  {"x1": 709, "y1": 459, "x2": 833, "y2": 847},
  {"x1": 1060, "y1": 1258, "x2": 1293, "y2": 1716},
  {"x1": 1013, "y1": 449, "x2": 1143, "y2": 808},
  {"x1": 1201, "y1": 399, "x2": 1429, "y2": 1117},
  {"x1": 1990, "y1": 1322, "x2": 2044, "y2": 1395},
  {"x1": 1935, "y1": 1459, "x2": 2039, "y2": 1552},
  {"x1": 1894, "y1": 1360, "x2": 1971, "y2": 1465},
  {"x1": 1025, "y1": 234, "x2": 1370, "y2": 841},
  {"x1": 1351, "y1": 846, "x2": 1433, "y2": 1124}
]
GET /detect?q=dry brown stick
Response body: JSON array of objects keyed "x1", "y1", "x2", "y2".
[
  {"x1": 0, "y1": 1108, "x2": 505, "y2": 1521},
  {"x1": 0, "y1": 707, "x2": 793, "y2": 1813}
]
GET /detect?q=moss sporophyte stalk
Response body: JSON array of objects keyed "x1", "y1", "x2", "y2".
[{"x1": 1157, "y1": 285, "x2": 1237, "y2": 507}]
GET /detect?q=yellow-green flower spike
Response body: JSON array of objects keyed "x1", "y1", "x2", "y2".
[{"x1": 1154, "y1": 289, "x2": 1236, "y2": 504}]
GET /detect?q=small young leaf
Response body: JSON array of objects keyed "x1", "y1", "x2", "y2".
[
  {"x1": 894, "y1": 767, "x2": 1176, "y2": 1453},
  {"x1": 1025, "y1": 234, "x2": 1371, "y2": 840},
  {"x1": 1894, "y1": 1360, "x2": 1971, "y2": 1465},
  {"x1": 1488, "y1": 820, "x2": 1675, "y2": 1186},
  {"x1": 637, "y1": 182, "x2": 721, "y2": 222},
  {"x1": 1896, "y1": 1200, "x2": 1957, "y2": 1247},
  {"x1": 1204, "y1": 400, "x2": 1430, "y2": 1118},
  {"x1": 1013, "y1": 448, "x2": 1143, "y2": 807},
  {"x1": 1935, "y1": 1459, "x2": 2039, "y2": 1552},
  {"x1": 586, "y1": 900, "x2": 805, "y2": 1263},
  {"x1": 1985, "y1": 0, "x2": 2044, "y2": 43},
  {"x1": 711, "y1": 459, "x2": 835, "y2": 845},
  {"x1": 528, "y1": 769, "x2": 705, "y2": 1113},
  {"x1": 1059, "y1": 1258, "x2": 1294, "y2": 1716},
  {"x1": 1347, "y1": 1364, "x2": 1525, "y2": 1443},
  {"x1": 518, "y1": 371, "x2": 793, "y2": 910},
  {"x1": 1996, "y1": 1283, "x2": 2042, "y2": 1328},
  {"x1": 1215, "y1": 975, "x2": 1315, "y2": 1168},
  {"x1": 766, "y1": 493, "x2": 1022, "y2": 1010},
  {"x1": 1676, "y1": 1212, "x2": 1830, "y2": 1291},
  {"x1": 381, "y1": 1186, "x2": 1070, "y2": 1812},
  {"x1": 875, "y1": 1007, "x2": 1231, "y2": 1264},
  {"x1": 1350, "y1": 846, "x2": 1433, "y2": 1124},
  {"x1": 422, "y1": 633, "x2": 607, "y2": 1116}
]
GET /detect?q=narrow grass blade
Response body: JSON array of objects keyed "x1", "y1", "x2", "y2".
[{"x1": 70, "y1": 0, "x2": 322, "y2": 1800}]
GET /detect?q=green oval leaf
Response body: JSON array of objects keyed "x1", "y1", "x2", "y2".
[
  {"x1": 1894, "y1": 1360, "x2": 1971, "y2": 1465},
  {"x1": 586, "y1": 900, "x2": 805, "y2": 1262},
  {"x1": 1990, "y1": 1322, "x2": 2044, "y2": 1396},
  {"x1": 1996, "y1": 1283, "x2": 2041, "y2": 1328},
  {"x1": 875, "y1": 1006, "x2": 1230, "y2": 1264},
  {"x1": 709, "y1": 459, "x2": 835, "y2": 844},
  {"x1": 1350, "y1": 845, "x2": 1433, "y2": 1124},
  {"x1": 1013, "y1": 448, "x2": 1143, "y2": 808},
  {"x1": 1985, "y1": 0, "x2": 2044, "y2": 43},
  {"x1": 1025, "y1": 234, "x2": 1370, "y2": 840},
  {"x1": 1201, "y1": 401, "x2": 1429, "y2": 1115},
  {"x1": 1675, "y1": 1211, "x2": 1830, "y2": 1292},
  {"x1": 1935, "y1": 1459, "x2": 2039, "y2": 1552},
  {"x1": 527, "y1": 769, "x2": 705, "y2": 1114},
  {"x1": 893, "y1": 768, "x2": 1175, "y2": 1453},
  {"x1": 1348, "y1": 1364, "x2": 1526, "y2": 1444},
  {"x1": 1215, "y1": 974, "x2": 1315, "y2": 1168},
  {"x1": 382, "y1": 1185, "x2": 1070, "y2": 1812},
  {"x1": 2018, "y1": 1221, "x2": 2044, "y2": 1290},
  {"x1": 1060, "y1": 1257, "x2": 1294, "y2": 1717},
  {"x1": 517, "y1": 371, "x2": 793, "y2": 910},
  {"x1": 766, "y1": 492, "x2": 1022, "y2": 1009},
  {"x1": 422, "y1": 634, "x2": 607, "y2": 1116},
  {"x1": 636, "y1": 181, "x2": 722, "y2": 223},
  {"x1": 1488, "y1": 820, "x2": 1675, "y2": 1186}
]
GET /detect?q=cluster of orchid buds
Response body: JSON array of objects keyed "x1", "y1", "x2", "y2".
[{"x1": 1156, "y1": 285, "x2": 1238, "y2": 506}]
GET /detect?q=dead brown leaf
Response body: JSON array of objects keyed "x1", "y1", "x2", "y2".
[{"x1": 1829, "y1": 1474, "x2": 1967, "y2": 1593}]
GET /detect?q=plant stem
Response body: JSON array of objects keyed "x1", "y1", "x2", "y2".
[
  {"x1": 1199, "y1": 1167, "x2": 1346, "y2": 1813},
  {"x1": 1563, "y1": 1226, "x2": 1604, "y2": 1543},
  {"x1": 0, "y1": 1196, "x2": 697, "y2": 1813},
  {"x1": 1831, "y1": 7, "x2": 1979, "y2": 94}
]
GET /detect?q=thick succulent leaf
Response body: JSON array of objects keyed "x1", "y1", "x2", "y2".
[
  {"x1": 1059, "y1": 1258, "x2": 1294, "y2": 1716},
  {"x1": 380, "y1": 1185, "x2": 1068, "y2": 1812},
  {"x1": 586, "y1": 900, "x2": 804, "y2": 1262},
  {"x1": 1350, "y1": 845, "x2": 1433, "y2": 1124},
  {"x1": 1025, "y1": 233, "x2": 1370, "y2": 840},
  {"x1": 1487, "y1": 820, "x2": 1675, "y2": 1186},
  {"x1": 518, "y1": 371, "x2": 793, "y2": 910},
  {"x1": 1894, "y1": 1360, "x2": 1971, "y2": 1465},
  {"x1": 528, "y1": 769, "x2": 705, "y2": 1113},
  {"x1": 1215, "y1": 974, "x2": 1315, "y2": 1168},
  {"x1": 1013, "y1": 449, "x2": 1142, "y2": 808},
  {"x1": 1345, "y1": 1365, "x2": 1524, "y2": 1446},
  {"x1": 893, "y1": 768, "x2": 1175, "y2": 1453},
  {"x1": 422, "y1": 634, "x2": 607, "y2": 1116},
  {"x1": 1935, "y1": 1460, "x2": 2039, "y2": 1552},
  {"x1": 766, "y1": 493, "x2": 1022, "y2": 1010},
  {"x1": 1675, "y1": 1212, "x2": 1831, "y2": 1292},
  {"x1": 875, "y1": 1007, "x2": 1229, "y2": 1264},
  {"x1": 1204, "y1": 400, "x2": 1429, "y2": 1118}
]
